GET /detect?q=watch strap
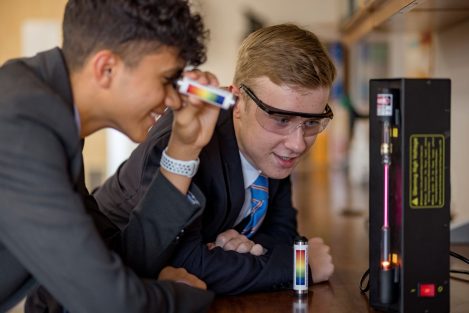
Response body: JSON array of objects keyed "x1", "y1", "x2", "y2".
[{"x1": 160, "y1": 148, "x2": 200, "y2": 178}]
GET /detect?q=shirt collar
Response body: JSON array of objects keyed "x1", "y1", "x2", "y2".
[
  {"x1": 239, "y1": 151, "x2": 262, "y2": 189},
  {"x1": 73, "y1": 105, "x2": 81, "y2": 135}
]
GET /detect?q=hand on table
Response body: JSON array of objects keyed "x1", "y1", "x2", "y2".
[
  {"x1": 158, "y1": 266, "x2": 207, "y2": 290},
  {"x1": 207, "y1": 229, "x2": 265, "y2": 256},
  {"x1": 308, "y1": 237, "x2": 334, "y2": 283}
]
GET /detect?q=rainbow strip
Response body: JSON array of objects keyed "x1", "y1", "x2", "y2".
[
  {"x1": 187, "y1": 84, "x2": 225, "y2": 105},
  {"x1": 295, "y1": 249, "x2": 306, "y2": 285}
]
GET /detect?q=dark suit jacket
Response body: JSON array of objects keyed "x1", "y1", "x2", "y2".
[
  {"x1": 95, "y1": 108, "x2": 299, "y2": 295},
  {"x1": 0, "y1": 48, "x2": 213, "y2": 313}
]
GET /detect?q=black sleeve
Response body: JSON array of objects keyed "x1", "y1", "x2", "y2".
[
  {"x1": 94, "y1": 114, "x2": 174, "y2": 230},
  {"x1": 109, "y1": 172, "x2": 207, "y2": 277},
  {"x1": 169, "y1": 214, "x2": 294, "y2": 295},
  {"x1": 167, "y1": 177, "x2": 299, "y2": 295},
  {"x1": 94, "y1": 114, "x2": 298, "y2": 295},
  {"x1": 0, "y1": 116, "x2": 212, "y2": 313}
]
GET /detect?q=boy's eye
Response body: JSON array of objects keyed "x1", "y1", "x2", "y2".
[
  {"x1": 270, "y1": 114, "x2": 291, "y2": 125},
  {"x1": 304, "y1": 119, "x2": 320, "y2": 128}
]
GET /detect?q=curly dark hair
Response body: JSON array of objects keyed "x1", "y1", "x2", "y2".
[{"x1": 62, "y1": 0, "x2": 208, "y2": 71}]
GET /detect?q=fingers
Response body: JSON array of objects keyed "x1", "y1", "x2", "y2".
[
  {"x1": 312, "y1": 261, "x2": 334, "y2": 284},
  {"x1": 178, "y1": 273, "x2": 207, "y2": 290},
  {"x1": 178, "y1": 70, "x2": 220, "y2": 108},
  {"x1": 227, "y1": 239, "x2": 252, "y2": 253},
  {"x1": 158, "y1": 266, "x2": 207, "y2": 290},
  {"x1": 308, "y1": 237, "x2": 334, "y2": 283},
  {"x1": 168, "y1": 69, "x2": 221, "y2": 150},
  {"x1": 215, "y1": 229, "x2": 240, "y2": 247},
  {"x1": 309, "y1": 237, "x2": 325, "y2": 245},
  {"x1": 250, "y1": 244, "x2": 265, "y2": 256},
  {"x1": 310, "y1": 262, "x2": 334, "y2": 283},
  {"x1": 214, "y1": 229, "x2": 263, "y2": 254},
  {"x1": 168, "y1": 69, "x2": 219, "y2": 112},
  {"x1": 220, "y1": 234, "x2": 253, "y2": 253},
  {"x1": 184, "y1": 69, "x2": 219, "y2": 87},
  {"x1": 309, "y1": 237, "x2": 330, "y2": 255}
]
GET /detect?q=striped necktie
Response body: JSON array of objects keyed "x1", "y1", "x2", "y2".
[{"x1": 241, "y1": 174, "x2": 269, "y2": 238}]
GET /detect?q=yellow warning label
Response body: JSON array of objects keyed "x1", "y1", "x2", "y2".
[{"x1": 409, "y1": 135, "x2": 445, "y2": 208}]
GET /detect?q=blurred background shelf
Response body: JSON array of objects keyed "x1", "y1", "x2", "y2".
[{"x1": 341, "y1": 0, "x2": 469, "y2": 46}]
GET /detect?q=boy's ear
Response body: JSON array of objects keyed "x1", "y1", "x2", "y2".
[
  {"x1": 92, "y1": 50, "x2": 118, "y2": 88},
  {"x1": 229, "y1": 84, "x2": 240, "y2": 96},
  {"x1": 231, "y1": 85, "x2": 243, "y2": 118}
]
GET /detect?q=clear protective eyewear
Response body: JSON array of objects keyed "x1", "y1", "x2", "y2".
[{"x1": 240, "y1": 84, "x2": 333, "y2": 137}]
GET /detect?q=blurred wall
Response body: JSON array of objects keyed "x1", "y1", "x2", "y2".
[
  {"x1": 434, "y1": 19, "x2": 469, "y2": 226},
  {"x1": 195, "y1": 0, "x2": 342, "y2": 85},
  {"x1": 385, "y1": 24, "x2": 469, "y2": 225},
  {"x1": 0, "y1": 0, "x2": 107, "y2": 189},
  {"x1": 0, "y1": 0, "x2": 66, "y2": 63}
]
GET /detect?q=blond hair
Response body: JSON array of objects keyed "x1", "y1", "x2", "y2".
[{"x1": 233, "y1": 24, "x2": 336, "y2": 90}]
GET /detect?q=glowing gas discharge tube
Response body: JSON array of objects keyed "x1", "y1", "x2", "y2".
[{"x1": 377, "y1": 91, "x2": 394, "y2": 304}]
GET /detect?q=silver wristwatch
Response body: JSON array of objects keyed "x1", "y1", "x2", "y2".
[{"x1": 160, "y1": 148, "x2": 200, "y2": 178}]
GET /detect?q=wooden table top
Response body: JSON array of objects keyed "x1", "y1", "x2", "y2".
[{"x1": 208, "y1": 167, "x2": 469, "y2": 312}]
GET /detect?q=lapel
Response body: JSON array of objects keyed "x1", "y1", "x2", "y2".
[
  {"x1": 213, "y1": 110, "x2": 283, "y2": 227},
  {"x1": 216, "y1": 110, "x2": 246, "y2": 227}
]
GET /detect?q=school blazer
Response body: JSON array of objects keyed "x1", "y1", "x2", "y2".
[
  {"x1": 0, "y1": 48, "x2": 213, "y2": 313},
  {"x1": 95, "y1": 109, "x2": 299, "y2": 295}
]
